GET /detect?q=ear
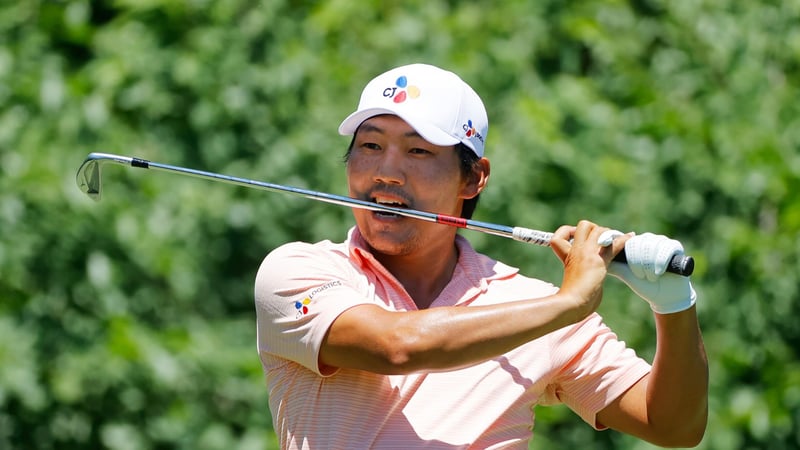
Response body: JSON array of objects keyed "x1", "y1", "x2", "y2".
[{"x1": 460, "y1": 158, "x2": 491, "y2": 199}]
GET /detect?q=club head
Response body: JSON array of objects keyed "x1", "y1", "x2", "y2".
[{"x1": 76, "y1": 157, "x2": 102, "y2": 201}]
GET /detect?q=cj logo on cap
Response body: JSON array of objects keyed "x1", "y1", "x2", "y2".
[
  {"x1": 463, "y1": 120, "x2": 484, "y2": 144},
  {"x1": 383, "y1": 75, "x2": 420, "y2": 104}
]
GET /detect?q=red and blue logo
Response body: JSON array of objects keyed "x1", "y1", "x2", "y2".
[
  {"x1": 293, "y1": 280, "x2": 342, "y2": 319},
  {"x1": 463, "y1": 119, "x2": 484, "y2": 143},
  {"x1": 383, "y1": 75, "x2": 421, "y2": 103},
  {"x1": 295, "y1": 297, "x2": 311, "y2": 317}
]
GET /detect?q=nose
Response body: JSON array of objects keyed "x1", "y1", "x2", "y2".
[{"x1": 373, "y1": 148, "x2": 405, "y2": 185}]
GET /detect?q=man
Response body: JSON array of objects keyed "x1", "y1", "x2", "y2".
[{"x1": 255, "y1": 63, "x2": 707, "y2": 449}]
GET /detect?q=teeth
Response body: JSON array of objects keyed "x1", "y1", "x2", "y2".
[{"x1": 374, "y1": 196, "x2": 404, "y2": 206}]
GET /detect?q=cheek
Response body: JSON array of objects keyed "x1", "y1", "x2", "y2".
[
  {"x1": 345, "y1": 162, "x2": 363, "y2": 194},
  {"x1": 346, "y1": 152, "x2": 374, "y2": 175},
  {"x1": 421, "y1": 177, "x2": 466, "y2": 209},
  {"x1": 426, "y1": 166, "x2": 465, "y2": 190}
]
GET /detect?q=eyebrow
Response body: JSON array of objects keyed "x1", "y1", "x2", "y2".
[{"x1": 357, "y1": 122, "x2": 422, "y2": 139}]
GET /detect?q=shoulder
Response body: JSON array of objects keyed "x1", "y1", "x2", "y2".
[
  {"x1": 465, "y1": 251, "x2": 560, "y2": 303},
  {"x1": 260, "y1": 239, "x2": 349, "y2": 270},
  {"x1": 454, "y1": 236, "x2": 560, "y2": 301},
  {"x1": 488, "y1": 268, "x2": 560, "y2": 301},
  {"x1": 255, "y1": 239, "x2": 354, "y2": 291},
  {"x1": 264, "y1": 239, "x2": 347, "y2": 259},
  {"x1": 481, "y1": 251, "x2": 558, "y2": 295}
]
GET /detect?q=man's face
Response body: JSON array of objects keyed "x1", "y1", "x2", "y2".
[{"x1": 346, "y1": 115, "x2": 476, "y2": 256}]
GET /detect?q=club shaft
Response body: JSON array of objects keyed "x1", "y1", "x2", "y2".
[{"x1": 77, "y1": 153, "x2": 694, "y2": 276}]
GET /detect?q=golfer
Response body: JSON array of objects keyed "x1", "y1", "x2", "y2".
[{"x1": 255, "y1": 63, "x2": 707, "y2": 449}]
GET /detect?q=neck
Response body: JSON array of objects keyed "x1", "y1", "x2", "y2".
[{"x1": 373, "y1": 238, "x2": 460, "y2": 310}]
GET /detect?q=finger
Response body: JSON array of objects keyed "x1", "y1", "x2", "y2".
[
  {"x1": 572, "y1": 220, "x2": 597, "y2": 245},
  {"x1": 587, "y1": 225, "x2": 617, "y2": 263},
  {"x1": 597, "y1": 229, "x2": 625, "y2": 247},
  {"x1": 550, "y1": 225, "x2": 576, "y2": 263},
  {"x1": 626, "y1": 232, "x2": 665, "y2": 281},
  {"x1": 654, "y1": 237, "x2": 684, "y2": 276},
  {"x1": 610, "y1": 232, "x2": 635, "y2": 259},
  {"x1": 552, "y1": 224, "x2": 576, "y2": 243}
]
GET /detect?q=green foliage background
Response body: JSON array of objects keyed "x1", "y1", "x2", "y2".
[{"x1": 2, "y1": 0, "x2": 799, "y2": 449}]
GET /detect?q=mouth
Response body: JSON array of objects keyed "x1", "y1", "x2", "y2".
[{"x1": 371, "y1": 196, "x2": 408, "y2": 218}]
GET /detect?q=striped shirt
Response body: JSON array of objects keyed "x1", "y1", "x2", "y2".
[{"x1": 255, "y1": 227, "x2": 650, "y2": 449}]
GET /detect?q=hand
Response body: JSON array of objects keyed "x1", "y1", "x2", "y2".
[
  {"x1": 607, "y1": 233, "x2": 697, "y2": 314},
  {"x1": 550, "y1": 221, "x2": 628, "y2": 318}
]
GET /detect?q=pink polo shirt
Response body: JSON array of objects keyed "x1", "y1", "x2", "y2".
[{"x1": 255, "y1": 228, "x2": 650, "y2": 449}]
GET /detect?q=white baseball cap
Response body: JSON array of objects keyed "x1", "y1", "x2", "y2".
[{"x1": 338, "y1": 63, "x2": 489, "y2": 157}]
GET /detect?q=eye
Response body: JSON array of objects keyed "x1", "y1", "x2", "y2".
[
  {"x1": 409, "y1": 147, "x2": 432, "y2": 155},
  {"x1": 360, "y1": 142, "x2": 382, "y2": 151}
]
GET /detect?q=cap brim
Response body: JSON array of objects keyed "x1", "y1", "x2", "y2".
[{"x1": 338, "y1": 108, "x2": 460, "y2": 147}]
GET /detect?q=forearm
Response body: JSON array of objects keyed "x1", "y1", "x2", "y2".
[
  {"x1": 647, "y1": 306, "x2": 708, "y2": 444},
  {"x1": 399, "y1": 294, "x2": 588, "y2": 371},
  {"x1": 321, "y1": 293, "x2": 586, "y2": 374}
]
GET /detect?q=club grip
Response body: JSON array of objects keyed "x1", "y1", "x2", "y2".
[
  {"x1": 613, "y1": 251, "x2": 695, "y2": 277},
  {"x1": 510, "y1": 226, "x2": 695, "y2": 277}
]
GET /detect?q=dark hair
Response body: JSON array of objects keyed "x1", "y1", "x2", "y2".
[
  {"x1": 455, "y1": 143, "x2": 482, "y2": 220},
  {"x1": 344, "y1": 138, "x2": 482, "y2": 220}
]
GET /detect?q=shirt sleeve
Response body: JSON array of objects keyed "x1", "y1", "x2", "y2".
[
  {"x1": 541, "y1": 313, "x2": 652, "y2": 429},
  {"x1": 254, "y1": 241, "x2": 372, "y2": 376}
]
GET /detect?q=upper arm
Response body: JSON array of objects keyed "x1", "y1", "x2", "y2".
[
  {"x1": 596, "y1": 374, "x2": 651, "y2": 436},
  {"x1": 255, "y1": 242, "x2": 377, "y2": 375},
  {"x1": 319, "y1": 303, "x2": 423, "y2": 374},
  {"x1": 597, "y1": 372, "x2": 706, "y2": 447},
  {"x1": 596, "y1": 309, "x2": 708, "y2": 447},
  {"x1": 254, "y1": 242, "x2": 446, "y2": 377}
]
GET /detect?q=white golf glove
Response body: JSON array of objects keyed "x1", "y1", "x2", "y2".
[{"x1": 606, "y1": 232, "x2": 697, "y2": 314}]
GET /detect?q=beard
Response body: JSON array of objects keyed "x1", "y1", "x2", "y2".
[{"x1": 353, "y1": 211, "x2": 425, "y2": 257}]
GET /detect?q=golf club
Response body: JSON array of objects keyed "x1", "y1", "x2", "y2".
[{"x1": 76, "y1": 152, "x2": 695, "y2": 276}]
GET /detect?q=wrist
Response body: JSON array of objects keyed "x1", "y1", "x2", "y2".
[
  {"x1": 553, "y1": 290, "x2": 598, "y2": 324},
  {"x1": 650, "y1": 284, "x2": 697, "y2": 314}
]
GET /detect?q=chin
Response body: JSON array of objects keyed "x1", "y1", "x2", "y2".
[
  {"x1": 364, "y1": 235, "x2": 415, "y2": 256},
  {"x1": 358, "y1": 227, "x2": 418, "y2": 256}
]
